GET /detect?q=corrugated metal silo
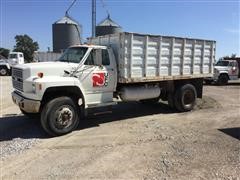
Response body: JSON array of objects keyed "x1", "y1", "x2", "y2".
[
  {"x1": 52, "y1": 14, "x2": 81, "y2": 52},
  {"x1": 96, "y1": 15, "x2": 122, "y2": 36}
]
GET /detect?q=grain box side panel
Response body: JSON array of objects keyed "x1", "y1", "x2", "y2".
[{"x1": 90, "y1": 32, "x2": 215, "y2": 83}]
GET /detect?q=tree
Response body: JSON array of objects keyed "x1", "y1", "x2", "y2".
[
  {"x1": 13, "y1": 34, "x2": 39, "y2": 63},
  {"x1": 0, "y1": 48, "x2": 10, "y2": 58}
]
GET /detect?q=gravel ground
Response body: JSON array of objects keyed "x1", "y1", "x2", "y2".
[
  {"x1": 0, "y1": 76, "x2": 239, "y2": 179},
  {"x1": 0, "y1": 77, "x2": 44, "y2": 160}
]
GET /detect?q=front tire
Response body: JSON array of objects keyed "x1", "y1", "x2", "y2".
[
  {"x1": 217, "y1": 74, "x2": 228, "y2": 85},
  {"x1": 0, "y1": 67, "x2": 8, "y2": 76},
  {"x1": 174, "y1": 84, "x2": 197, "y2": 112},
  {"x1": 40, "y1": 97, "x2": 80, "y2": 136}
]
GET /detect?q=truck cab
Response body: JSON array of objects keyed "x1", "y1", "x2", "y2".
[
  {"x1": 0, "y1": 52, "x2": 24, "y2": 76},
  {"x1": 8, "y1": 52, "x2": 24, "y2": 66},
  {"x1": 11, "y1": 45, "x2": 118, "y2": 135},
  {"x1": 57, "y1": 45, "x2": 117, "y2": 106},
  {"x1": 210, "y1": 60, "x2": 239, "y2": 85}
]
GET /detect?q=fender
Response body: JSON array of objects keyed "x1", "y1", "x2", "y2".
[
  {"x1": 0, "y1": 63, "x2": 11, "y2": 70},
  {"x1": 34, "y1": 76, "x2": 87, "y2": 108},
  {"x1": 218, "y1": 71, "x2": 229, "y2": 79},
  {"x1": 214, "y1": 70, "x2": 228, "y2": 80}
]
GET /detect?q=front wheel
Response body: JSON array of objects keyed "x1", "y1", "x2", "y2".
[
  {"x1": 0, "y1": 67, "x2": 9, "y2": 76},
  {"x1": 174, "y1": 84, "x2": 197, "y2": 112},
  {"x1": 217, "y1": 74, "x2": 228, "y2": 85},
  {"x1": 41, "y1": 97, "x2": 80, "y2": 136}
]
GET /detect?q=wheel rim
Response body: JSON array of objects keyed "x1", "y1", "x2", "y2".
[
  {"x1": 183, "y1": 90, "x2": 195, "y2": 108},
  {"x1": 54, "y1": 106, "x2": 74, "y2": 129},
  {"x1": 0, "y1": 69, "x2": 7, "y2": 75}
]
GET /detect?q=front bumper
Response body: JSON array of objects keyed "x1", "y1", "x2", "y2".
[{"x1": 12, "y1": 91, "x2": 41, "y2": 113}]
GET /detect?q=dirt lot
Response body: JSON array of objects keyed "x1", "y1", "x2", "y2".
[{"x1": 0, "y1": 76, "x2": 239, "y2": 179}]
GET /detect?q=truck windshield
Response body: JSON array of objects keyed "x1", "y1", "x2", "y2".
[
  {"x1": 58, "y1": 47, "x2": 88, "y2": 63},
  {"x1": 9, "y1": 54, "x2": 17, "y2": 58},
  {"x1": 216, "y1": 61, "x2": 229, "y2": 66}
]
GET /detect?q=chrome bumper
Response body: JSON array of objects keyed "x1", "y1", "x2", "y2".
[{"x1": 12, "y1": 91, "x2": 41, "y2": 113}]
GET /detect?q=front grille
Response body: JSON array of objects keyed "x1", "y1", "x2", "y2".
[
  {"x1": 12, "y1": 67, "x2": 23, "y2": 78},
  {"x1": 12, "y1": 79, "x2": 23, "y2": 91},
  {"x1": 12, "y1": 68, "x2": 23, "y2": 92}
]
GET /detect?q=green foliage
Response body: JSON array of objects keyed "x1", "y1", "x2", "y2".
[
  {"x1": 13, "y1": 34, "x2": 39, "y2": 63},
  {"x1": 0, "y1": 48, "x2": 10, "y2": 59}
]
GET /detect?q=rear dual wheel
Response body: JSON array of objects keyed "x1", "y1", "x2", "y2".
[
  {"x1": 40, "y1": 97, "x2": 80, "y2": 136},
  {"x1": 168, "y1": 84, "x2": 197, "y2": 112}
]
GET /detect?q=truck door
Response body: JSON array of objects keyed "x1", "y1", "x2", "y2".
[
  {"x1": 78, "y1": 48, "x2": 116, "y2": 106},
  {"x1": 229, "y1": 61, "x2": 239, "y2": 80}
]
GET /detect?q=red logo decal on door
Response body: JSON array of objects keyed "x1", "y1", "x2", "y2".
[{"x1": 92, "y1": 73, "x2": 109, "y2": 87}]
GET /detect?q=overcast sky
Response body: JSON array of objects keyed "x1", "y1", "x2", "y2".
[{"x1": 0, "y1": 0, "x2": 239, "y2": 59}]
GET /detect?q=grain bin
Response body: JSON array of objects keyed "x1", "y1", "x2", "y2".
[
  {"x1": 52, "y1": 14, "x2": 82, "y2": 52},
  {"x1": 96, "y1": 15, "x2": 122, "y2": 36}
]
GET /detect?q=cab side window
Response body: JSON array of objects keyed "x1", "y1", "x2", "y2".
[
  {"x1": 233, "y1": 61, "x2": 238, "y2": 67},
  {"x1": 102, "y1": 49, "x2": 110, "y2": 66},
  {"x1": 229, "y1": 62, "x2": 235, "y2": 67},
  {"x1": 84, "y1": 50, "x2": 95, "y2": 65},
  {"x1": 84, "y1": 49, "x2": 110, "y2": 66}
]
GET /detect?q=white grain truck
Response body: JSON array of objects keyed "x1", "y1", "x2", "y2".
[
  {"x1": 0, "y1": 52, "x2": 24, "y2": 75},
  {"x1": 11, "y1": 32, "x2": 215, "y2": 136}
]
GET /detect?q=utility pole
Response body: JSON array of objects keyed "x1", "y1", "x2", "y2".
[{"x1": 92, "y1": 0, "x2": 96, "y2": 37}]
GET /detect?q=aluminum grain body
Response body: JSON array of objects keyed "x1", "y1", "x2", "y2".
[{"x1": 90, "y1": 32, "x2": 216, "y2": 83}]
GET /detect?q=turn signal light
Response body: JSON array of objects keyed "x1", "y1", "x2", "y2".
[{"x1": 37, "y1": 72, "x2": 44, "y2": 78}]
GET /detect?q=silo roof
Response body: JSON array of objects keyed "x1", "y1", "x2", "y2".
[
  {"x1": 54, "y1": 14, "x2": 79, "y2": 25},
  {"x1": 97, "y1": 15, "x2": 121, "y2": 27}
]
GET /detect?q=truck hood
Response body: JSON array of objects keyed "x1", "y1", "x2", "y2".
[
  {"x1": 214, "y1": 66, "x2": 228, "y2": 71},
  {"x1": 14, "y1": 62, "x2": 78, "y2": 78}
]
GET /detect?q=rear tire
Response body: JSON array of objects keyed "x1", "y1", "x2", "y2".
[
  {"x1": 40, "y1": 97, "x2": 80, "y2": 136},
  {"x1": 217, "y1": 74, "x2": 228, "y2": 85},
  {"x1": 174, "y1": 84, "x2": 197, "y2": 112}
]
